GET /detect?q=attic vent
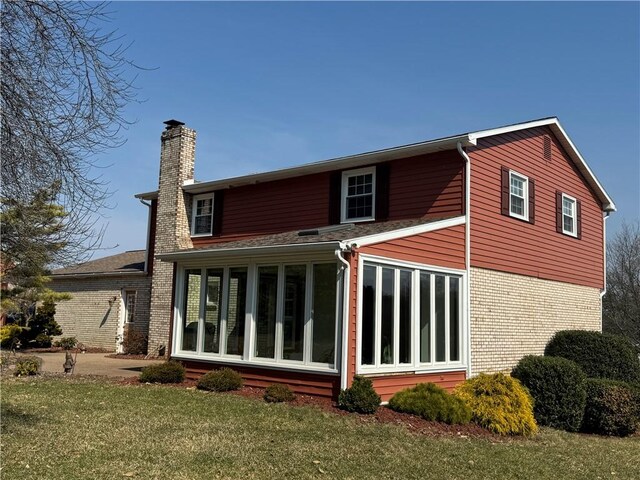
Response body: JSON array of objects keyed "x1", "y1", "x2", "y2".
[{"x1": 543, "y1": 135, "x2": 552, "y2": 161}]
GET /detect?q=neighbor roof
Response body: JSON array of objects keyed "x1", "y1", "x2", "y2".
[
  {"x1": 136, "y1": 117, "x2": 615, "y2": 212},
  {"x1": 52, "y1": 250, "x2": 146, "y2": 277}
]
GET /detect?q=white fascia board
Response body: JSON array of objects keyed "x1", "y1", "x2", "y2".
[
  {"x1": 51, "y1": 271, "x2": 148, "y2": 280},
  {"x1": 467, "y1": 117, "x2": 559, "y2": 142},
  {"x1": 134, "y1": 190, "x2": 158, "y2": 201},
  {"x1": 182, "y1": 135, "x2": 476, "y2": 194},
  {"x1": 346, "y1": 216, "x2": 466, "y2": 248},
  {"x1": 156, "y1": 241, "x2": 345, "y2": 262}
]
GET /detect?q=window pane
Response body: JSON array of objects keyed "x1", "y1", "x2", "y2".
[
  {"x1": 125, "y1": 291, "x2": 136, "y2": 323},
  {"x1": 194, "y1": 214, "x2": 212, "y2": 235},
  {"x1": 399, "y1": 270, "x2": 412, "y2": 364},
  {"x1": 182, "y1": 269, "x2": 201, "y2": 352},
  {"x1": 510, "y1": 195, "x2": 524, "y2": 216},
  {"x1": 361, "y1": 265, "x2": 376, "y2": 365},
  {"x1": 312, "y1": 264, "x2": 337, "y2": 364},
  {"x1": 282, "y1": 265, "x2": 306, "y2": 361},
  {"x1": 419, "y1": 272, "x2": 431, "y2": 363},
  {"x1": 435, "y1": 275, "x2": 446, "y2": 362},
  {"x1": 563, "y1": 215, "x2": 574, "y2": 233},
  {"x1": 225, "y1": 268, "x2": 247, "y2": 356},
  {"x1": 449, "y1": 277, "x2": 460, "y2": 362},
  {"x1": 255, "y1": 266, "x2": 278, "y2": 359},
  {"x1": 203, "y1": 269, "x2": 223, "y2": 353},
  {"x1": 380, "y1": 268, "x2": 394, "y2": 364},
  {"x1": 510, "y1": 176, "x2": 524, "y2": 197}
]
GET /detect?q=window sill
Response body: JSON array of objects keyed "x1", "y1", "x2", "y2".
[
  {"x1": 561, "y1": 230, "x2": 579, "y2": 239},
  {"x1": 508, "y1": 213, "x2": 529, "y2": 223},
  {"x1": 340, "y1": 217, "x2": 375, "y2": 224},
  {"x1": 357, "y1": 364, "x2": 467, "y2": 376},
  {"x1": 191, "y1": 233, "x2": 213, "y2": 238}
]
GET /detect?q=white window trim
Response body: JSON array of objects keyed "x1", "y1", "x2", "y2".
[
  {"x1": 172, "y1": 258, "x2": 342, "y2": 374},
  {"x1": 341, "y1": 166, "x2": 376, "y2": 223},
  {"x1": 356, "y1": 253, "x2": 467, "y2": 375},
  {"x1": 124, "y1": 290, "x2": 136, "y2": 324},
  {"x1": 508, "y1": 170, "x2": 529, "y2": 222},
  {"x1": 561, "y1": 193, "x2": 578, "y2": 237},
  {"x1": 191, "y1": 193, "x2": 214, "y2": 237}
]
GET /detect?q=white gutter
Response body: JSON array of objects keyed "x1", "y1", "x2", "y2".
[
  {"x1": 600, "y1": 212, "x2": 610, "y2": 330},
  {"x1": 335, "y1": 244, "x2": 351, "y2": 391},
  {"x1": 139, "y1": 198, "x2": 152, "y2": 274},
  {"x1": 457, "y1": 141, "x2": 472, "y2": 379}
]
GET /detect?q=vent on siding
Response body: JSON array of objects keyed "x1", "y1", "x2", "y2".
[{"x1": 543, "y1": 135, "x2": 552, "y2": 161}]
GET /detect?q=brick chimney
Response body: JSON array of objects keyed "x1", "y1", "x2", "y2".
[{"x1": 147, "y1": 120, "x2": 196, "y2": 357}]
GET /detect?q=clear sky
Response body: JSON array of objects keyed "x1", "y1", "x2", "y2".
[{"x1": 92, "y1": 1, "x2": 639, "y2": 257}]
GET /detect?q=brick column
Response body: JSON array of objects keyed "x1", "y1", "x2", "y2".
[{"x1": 147, "y1": 121, "x2": 195, "y2": 356}]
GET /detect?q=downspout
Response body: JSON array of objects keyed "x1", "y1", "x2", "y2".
[
  {"x1": 456, "y1": 141, "x2": 472, "y2": 379},
  {"x1": 335, "y1": 244, "x2": 351, "y2": 391},
  {"x1": 139, "y1": 199, "x2": 152, "y2": 274},
  {"x1": 600, "y1": 212, "x2": 610, "y2": 331}
]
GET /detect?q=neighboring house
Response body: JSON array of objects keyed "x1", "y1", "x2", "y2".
[
  {"x1": 50, "y1": 250, "x2": 152, "y2": 352},
  {"x1": 131, "y1": 117, "x2": 611, "y2": 400}
]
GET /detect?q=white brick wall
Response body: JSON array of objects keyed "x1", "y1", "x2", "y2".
[{"x1": 470, "y1": 267, "x2": 601, "y2": 375}]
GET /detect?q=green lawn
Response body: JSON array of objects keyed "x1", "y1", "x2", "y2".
[{"x1": 2, "y1": 376, "x2": 639, "y2": 480}]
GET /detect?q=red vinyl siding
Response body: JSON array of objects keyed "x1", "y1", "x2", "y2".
[
  {"x1": 370, "y1": 371, "x2": 466, "y2": 402},
  {"x1": 359, "y1": 224, "x2": 466, "y2": 270},
  {"x1": 469, "y1": 127, "x2": 604, "y2": 289},
  {"x1": 180, "y1": 360, "x2": 340, "y2": 398}
]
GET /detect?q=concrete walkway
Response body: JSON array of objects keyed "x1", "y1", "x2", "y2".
[{"x1": 25, "y1": 352, "x2": 163, "y2": 378}]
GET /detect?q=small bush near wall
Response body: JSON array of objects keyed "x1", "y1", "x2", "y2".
[
  {"x1": 264, "y1": 384, "x2": 296, "y2": 403},
  {"x1": 139, "y1": 361, "x2": 185, "y2": 384},
  {"x1": 14, "y1": 356, "x2": 42, "y2": 376},
  {"x1": 544, "y1": 330, "x2": 640, "y2": 383},
  {"x1": 388, "y1": 383, "x2": 471, "y2": 425},
  {"x1": 454, "y1": 373, "x2": 538, "y2": 436},
  {"x1": 338, "y1": 376, "x2": 381, "y2": 414},
  {"x1": 54, "y1": 337, "x2": 78, "y2": 350},
  {"x1": 511, "y1": 355, "x2": 587, "y2": 432},
  {"x1": 582, "y1": 379, "x2": 640, "y2": 437},
  {"x1": 123, "y1": 328, "x2": 148, "y2": 355},
  {"x1": 197, "y1": 368, "x2": 243, "y2": 392}
]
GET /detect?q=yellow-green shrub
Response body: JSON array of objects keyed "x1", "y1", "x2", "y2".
[{"x1": 454, "y1": 373, "x2": 538, "y2": 436}]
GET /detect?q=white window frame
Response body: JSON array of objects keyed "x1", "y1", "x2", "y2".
[
  {"x1": 356, "y1": 254, "x2": 467, "y2": 375},
  {"x1": 509, "y1": 170, "x2": 529, "y2": 222},
  {"x1": 191, "y1": 193, "x2": 214, "y2": 237},
  {"x1": 561, "y1": 193, "x2": 578, "y2": 237},
  {"x1": 171, "y1": 256, "x2": 342, "y2": 374},
  {"x1": 341, "y1": 167, "x2": 376, "y2": 223},
  {"x1": 124, "y1": 290, "x2": 136, "y2": 324}
]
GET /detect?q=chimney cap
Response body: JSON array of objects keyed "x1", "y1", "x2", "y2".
[{"x1": 164, "y1": 119, "x2": 185, "y2": 129}]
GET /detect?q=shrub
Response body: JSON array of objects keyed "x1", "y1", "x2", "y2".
[
  {"x1": 544, "y1": 330, "x2": 640, "y2": 383},
  {"x1": 581, "y1": 379, "x2": 640, "y2": 437},
  {"x1": 123, "y1": 328, "x2": 148, "y2": 355},
  {"x1": 454, "y1": 373, "x2": 538, "y2": 436},
  {"x1": 511, "y1": 355, "x2": 587, "y2": 432},
  {"x1": 33, "y1": 333, "x2": 52, "y2": 348},
  {"x1": 19, "y1": 299, "x2": 63, "y2": 347},
  {"x1": 54, "y1": 337, "x2": 78, "y2": 350},
  {"x1": 14, "y1": 356, "x2": 42, "y2": 376},
  {"x1": 0, "y1": 324, "x2": 23, "y2": 349},
  {"x1": 197, "y1": 368, "x2": 243, "y2": 392},
  {"x1": 388, "y1": 383, "x2": 472, "y2": 425},
  {"x1": 264, "y1": 384, "x2": 296, "y2": 403},
  {"x1": 139, "y1": 361, "x2": 185, "y2": 384},
  {"x1": 338, "y1": 376, "x2": 381, "y2": 414}
]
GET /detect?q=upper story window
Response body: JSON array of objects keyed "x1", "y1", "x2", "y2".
[
  {"x1": 342, "y1": 167, "x2": 376, "y2": 223},
  {"x1": 509, "y1": 171, "x2": 529, "y2": 221},
  {"x1": 561, "y1": 193, "x2": 577, "y2": 237},
  {"x1": 192, "y1": 194, "x2": 214, "y2": 236}
]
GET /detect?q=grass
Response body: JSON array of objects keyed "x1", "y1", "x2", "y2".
[{"x1": 2, "y1": 376, "x2": 639, "y2": 480}]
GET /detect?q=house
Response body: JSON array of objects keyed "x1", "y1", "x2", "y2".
[
  {"x1": 131, "y1": 117, "x2": 611, "y2": 400},
  {"x1": 50, "y1": 250, "x2": 152, "y2": 352}
]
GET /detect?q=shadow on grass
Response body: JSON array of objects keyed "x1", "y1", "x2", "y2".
[{"x1": 1, "y1": 402, "x2": 40, "y2": 434}]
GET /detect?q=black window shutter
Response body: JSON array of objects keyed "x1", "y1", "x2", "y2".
[
  {"x1": 555, "y1": 191, "x2": 563, "y2": 233},
  {"x1": 328, "y1": 171, "x2": 342, "y2": 224},
  {"x1": 501, "y1": 167, "x2": 510, "y2": 216},
  {"x1": 375, "y1": 163, "x2": 390, "y2": 221},
  {"x1": 528, "y1": 178, "x2": 535, "y2": 224},
  {"x1": 212, "y1": 190, "x2": 224, "y2": 235},
  {"x1": 576, "y1": 199, "x2": 582, "y2": 239}
]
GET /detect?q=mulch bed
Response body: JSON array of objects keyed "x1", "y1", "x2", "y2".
[
  {"x1": 118, "y1": 378, "x2": 499, "y2": 440},
  {"x1": 105, "y1": 354, "x2": 163, "y2": 360}
]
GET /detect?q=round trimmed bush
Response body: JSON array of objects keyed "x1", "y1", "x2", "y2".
[
  {"x1": 544, "y1": 330, "x2": 640, "y2": 383},
  {"x1": 511, "y1": 355, "x2": 586, "y2": 432},
  {"x1": 139, "y1": 360, "x2": 185, "y2": 384},
  {"x1": 582, "y1": 379, "x2": 640, "y2": 437},
  {"x1": 389, "y1": 383, "x2": 471, "y2": 425},
  {"x1": 338, "y1": 375, "x2": 381, "y2": 414},
  {"x1": 454, "y1": 373, "x2": 538, "y2": 436},
  {"x1": 197, "y1": 368, "x2": 243, "y2": 392},
  {"x1": 14, "y1": 356, "x2": 42, "y2": 376},
  {"x1": 264, "y1": 383, "x2": 296, "y2": 403}
]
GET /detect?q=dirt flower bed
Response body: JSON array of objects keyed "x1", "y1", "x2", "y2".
[{"x1": 105, "y1": 353, "x2": 163, "y2": 360}]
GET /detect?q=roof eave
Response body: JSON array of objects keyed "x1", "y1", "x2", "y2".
[{"x1": 51, "y1": 270, "x2": 148, "y2": 279}]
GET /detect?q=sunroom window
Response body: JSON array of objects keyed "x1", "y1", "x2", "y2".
[{"x1": 360, "y1": 260, "x2": 463, "y2": 371}]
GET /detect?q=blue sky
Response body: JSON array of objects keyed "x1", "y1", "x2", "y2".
[{"x1": 94, "y1": 1, "x2": 639, "y2": 256}]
